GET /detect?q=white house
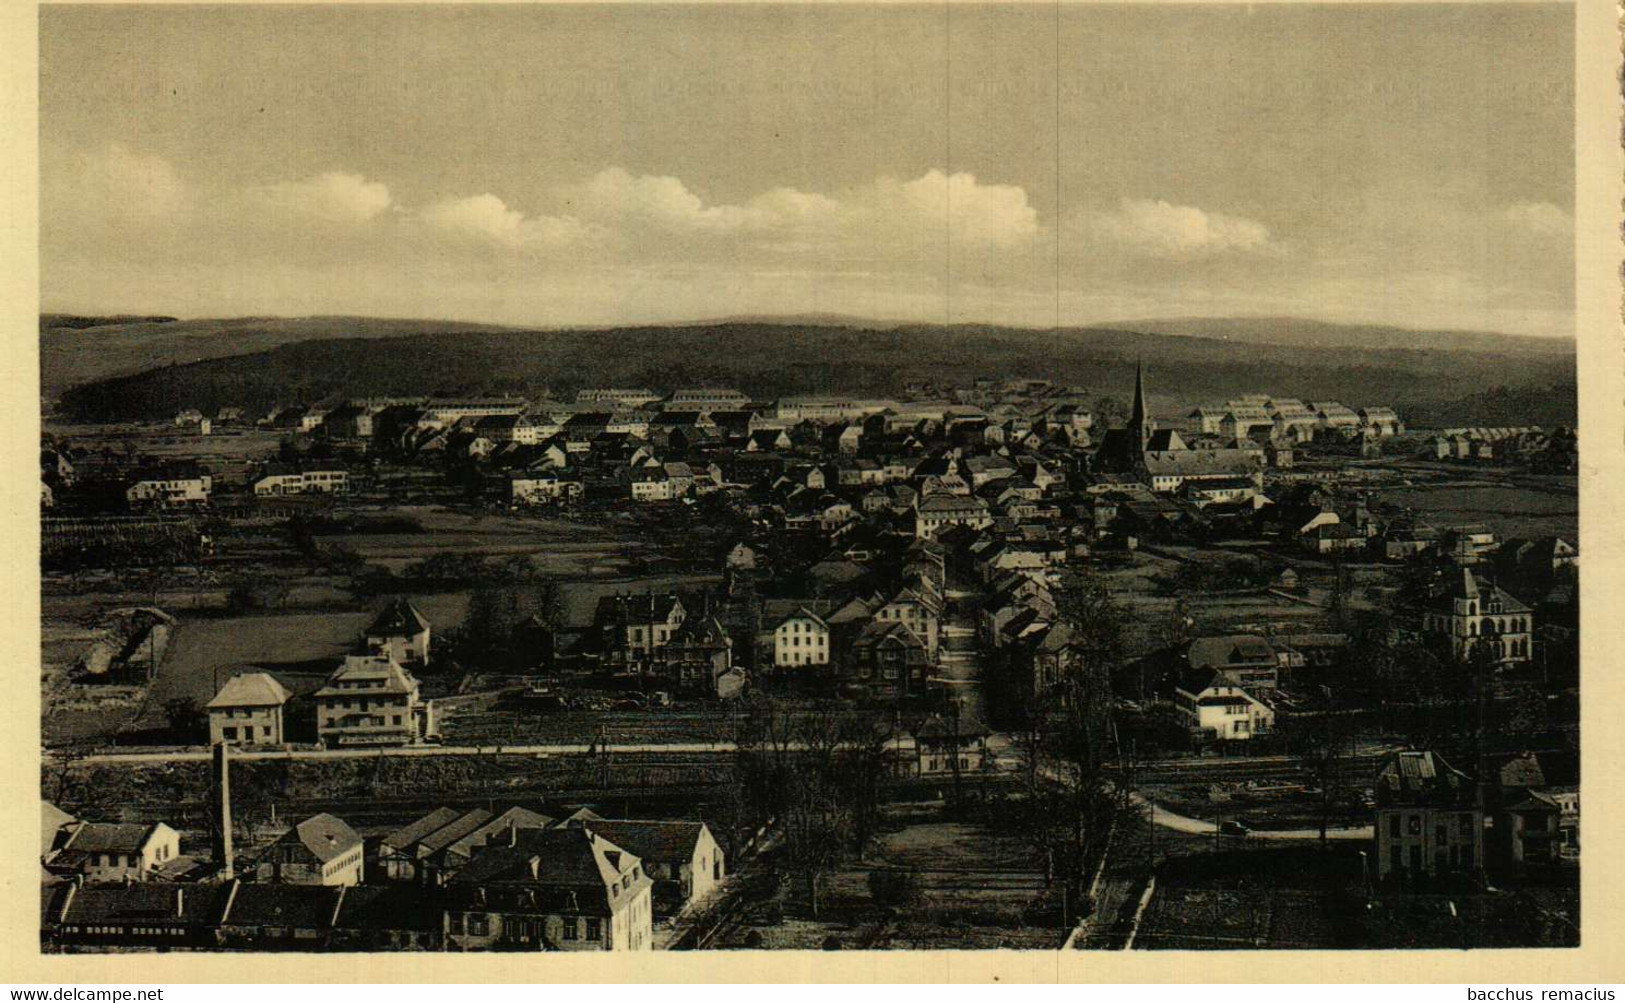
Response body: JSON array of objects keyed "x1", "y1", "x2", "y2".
[
  {"x1": 1174, "y1": 671, "x2": 1275, "y2": 743},
  {"x1": 772, "y1": 608, "x2": 831, "y2": 668}
]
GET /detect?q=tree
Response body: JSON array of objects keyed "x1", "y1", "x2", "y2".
[
  {"x1": 163, "y1": 696, "x2": 205, "y2": 740},
  {"x1": 868, "y1": 868, "x2": 923, "y2": 910}
]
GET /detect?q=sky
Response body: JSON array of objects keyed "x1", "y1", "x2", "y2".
[{"x1": 40, "y1": 3, "x2": 1576, "y2": 337}]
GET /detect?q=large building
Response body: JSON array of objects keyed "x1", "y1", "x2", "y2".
[
  {"x1": 206, "y1": 672, "x2": 292, "y2": 746},
  {"x1": 443, "y1": 827, "x2": 654, "y2": 951},
  {"x1": 1096, "y1": 365, "x2": 1262, "y2": 493},
  {"x1": 1421, "y1": 569, "x2": 1534, "y2": 663},
  {"x1": 313, "y1": 654, "x2": 433, "y2": 746},
  {"x1": 1372, "y1": 751, "x2": 1483, "y2": 881},
  {"x1": 256, "y1": 814, "x2": 364, "y2": 887}
]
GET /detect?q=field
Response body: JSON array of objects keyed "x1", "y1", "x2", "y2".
[{"x1": 1373, "y1": 479, "x2": 1578, "y2": 541}]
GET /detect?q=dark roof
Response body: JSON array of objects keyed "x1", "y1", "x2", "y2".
[
  {"x1": 221, "y1": 882, "x2": 343, "y2": 930},
  {"x1": 575, "y1": 819, "x2": 711, "y2": 863},
  {"x1": 1374, "y1": 751, "x2": 1476, "y2": 809},
  {"x1": 381, "y1": 807, "x2": 463, "y2": 853},
  {"x1": 332, "y1": 884, "x2": 444, "y2": 933},
  {"x1": 367, "y1": 598, "x2": 430, "y2": 637},
  {"x1": 46, "y1": 882, "x2": 225, "y2": 929},
  {"x1": 414, "y1": 809, "x2": 494, "y2": 855},
  {"x1": 1187, "y1": 635, "x2": 1277, "y2": 670},
  {"x1": 592, "y1": 593, "x2": 684, "y2": 624},
  {"x1": 915, "y1": 711, "x2": 991, "y2": 741},
  {"x1": 62, "y1": 822, "x2": 161, "y2": 855}
]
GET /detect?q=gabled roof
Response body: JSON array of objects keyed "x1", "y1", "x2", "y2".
[
  {"x1": 574, "y1": 819, "x2": 711, "y2": 864},
  {"x1": 273, "y1": 813, "x2": 361, "y2": 863},
  {"x1": 221, "y1": 882, "x2": 343, "y2": 930},
  {"x1": 367, "y1": 598, "x2": 430, "y2": 638},
  {"x1": 1374, "y1": 750, "x2": 1475, "y2": 809},
  {"x1": 314, "y1": 655, "x2": 418, "y2": 698},
  {"x1": 42, "y1": 802, "x2": 75, "y2": 856},
  {"x1": 207, "y1": 672, "x2": 292, "y2": 710},
  {"x1": 60, "y1": 822, "x2": 164, "y2": 855},
  {"x1": 381, "y1": 807, "x2": 463, "y2": 853}
]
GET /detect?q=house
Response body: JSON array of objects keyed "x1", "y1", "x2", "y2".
[
  {"x1": 1421, "y1": 568, "x2": 1534, "y2": 663},
  {"x1": 772, "y1": 608, "x2": 831, "y2": 669},
  {"x1": 1489, "y1": 752, "x2": 1578, "y2": 868},
  {"x1": 655, "y1": 615, "x2": 737, "y2": 696},
  {"x1": 841, "y1": 620, "x2": 929, "y2": 700},
  {"x1": 366, "y1": 598, "x2": 432, "y2": 667},
  {"x1": 126, "y1": 465, "x2": 212, "y2": 507},
  {"x1": 914, "y1": 494, "x2": 993, "y2": 540},
  {"x1": 48, "y1": 822, "x2": 182, "y2": 884},
  {"x1": 874, "y1": 585, "x2": 943, "y2": 661},
  {"x1": 1313, "y1": 402, "x2": 1362, "y2": 434},
  {"x1": 444, "y1": 827, "x2": 654, "y2": 951},
  {"x1": 253, "y1": 464, "x2": 350, "y2": 496},
  {"x1": 256, "y1": 814, "x2": 364, "y2": 887},
  {"x1": 568, "y1": 819, "x2": 725, "y2": 917},
  {"x1": 1360, "y1": 407, "x2": 1403, "y2": 437},
  {"x1": 510, "y1": 470, "x2": 583, "y2": 506},
  {"x1": 1185, "y1": 635, "x2": 1281, "y2": 693},
  {"x1": 592, "y1": 593, "x2": 687, "y2": 667},
  {"x1": 898, "y1": 712, "x2": 992, "y2": 776},
  {"x1": 1372, "y1": 750, "x2": 1482, "y2": 881},
  {"x1": 628, "y1": 467, "x2": 675, "y2": 502},
  {"x1": 314, "y1": 654, "x2": 433, "y2": 747},
  {"x1": 206, "y1": 672, "x2": 292, "y2": 746},
  {"x1": 1173, "y1": 670, "x2": 1274, "y2": 744},
  {"x1": 577, "y1": 388, "x2": 661, "y2": 408}
]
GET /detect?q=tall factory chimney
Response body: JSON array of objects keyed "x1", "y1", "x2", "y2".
[{"x1": 212, "y1": 742, "x2": 234, "y2": 880}]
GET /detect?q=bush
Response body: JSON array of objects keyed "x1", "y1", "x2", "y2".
[{"x1": 867, "y1": 868, "x2": 924, "y2": 909}]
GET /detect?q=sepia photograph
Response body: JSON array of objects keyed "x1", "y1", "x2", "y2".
[{"x1": 31, "y1": 0, "x2": 1590, "y2": 963}]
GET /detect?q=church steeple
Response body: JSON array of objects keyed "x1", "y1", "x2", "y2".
[{"x1": 1130, "y1": 360, "x2": 1150, "y2": 447}]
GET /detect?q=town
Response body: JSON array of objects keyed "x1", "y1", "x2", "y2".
[{"x1": 39, "y1": 361, "x2": 1580, "y2": 951}]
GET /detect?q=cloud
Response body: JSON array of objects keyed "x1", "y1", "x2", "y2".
[
  {"x1": 1085, "y1": 198, "x2": 1277, "y2": 258},
  {"x1": 417, "y1": 192, "x2": 590, "y2": 248},
  {"x1": 566, "y1": 166, "x2": 1037, "y2": 254},
  {"x1": 889, "y1": 170, "x2": 1040, "y2": 249},
  {"x1": 248, "y1": 171, "x2": 392, "y2": 224},
  {"x1": 1501, "y1": 200, "x2": 1571, "y2": 239},
  {"x1": 45, "y1": 142, "x2": 188, "y2": 227}
]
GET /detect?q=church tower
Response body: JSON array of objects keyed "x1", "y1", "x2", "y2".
[{"x1": 1130, "y1": 361, "x2": 1152, "y2": 449}]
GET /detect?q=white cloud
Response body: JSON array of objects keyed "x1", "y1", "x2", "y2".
[
  {"x1": 418, "y1": 193, "x2": 592, "y2": 248},
  {"x1": 1502, "y1": 200, "x2": 1572, "y2": 238},
  {"x1": 45, "y1": 142, "x2": 188, "y2": 227},
  {"x1": 1086, "y1": 197, "x2": 1276, "y2": 258},
  {"x1": 248, "y1": 171, "x2": 392, "y2": 224},
  {"x1": 890, "y1": 170, "x2": 1040, "y2": 248}
]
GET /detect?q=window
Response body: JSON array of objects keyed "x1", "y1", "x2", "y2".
[
  {"x1": 467, "y1": 915, "x2": 488, "y2": 936},
  {"x1": 586, "y1": 918, "x2": 601, "y2": 941},
  {"x1": 1389, "y1": 816, "x2": 1400, "y2": 838},
  {"x1": 562, "y1": 918, "x2": 578, "y2": 941},
  {"x1": 1407, "y1": 815, "x2": 1422, "y2": 836}
]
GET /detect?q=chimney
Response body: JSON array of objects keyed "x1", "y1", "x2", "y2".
[
  {"x1": 508, "y1": 825, "x2": 520, "y2": 848},
  {"x1": 212, "y1": 742, "x2": 234, "y2": 880},
  {"x1": 529, "y1": 856, "x2": 541, "y2": 881}
]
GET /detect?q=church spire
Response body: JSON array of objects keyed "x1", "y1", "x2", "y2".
[{"x1": 1130, "y1": 360, "x2": 1150, "y2": 446}]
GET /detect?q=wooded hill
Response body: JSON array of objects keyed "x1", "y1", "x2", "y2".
[{"x1": 54, "y1": 321, "x2": 1577, "y2": 431}]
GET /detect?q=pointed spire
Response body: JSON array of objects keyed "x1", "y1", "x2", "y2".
[{"x1": 1130, "y1": 360, "x2": 1149, "y2": 445}]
